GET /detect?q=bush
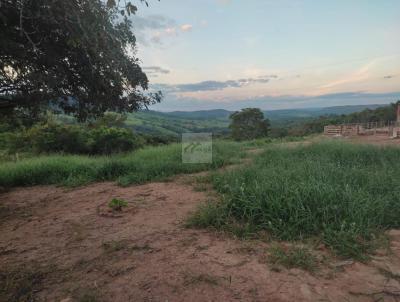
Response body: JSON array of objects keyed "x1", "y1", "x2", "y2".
[
  {"x1": 89, "y1": 127, "x2": 144, "y2": 155},
  {"x1": 28, "y1": 123, "x2": 90, "y2": 154},
  {"x1": 140, "y1": 133, "x2": 178, "y2": 146},
  {"x1": 4, "y1": 123, "x2": 144, "y2": 155}
]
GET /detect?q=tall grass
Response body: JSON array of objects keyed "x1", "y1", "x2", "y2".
[
  {"x1": 0, "y1": 141, "x2": 244, "y2": 188},
  {"x1": 189, "y1": 142, "x2": 400, "y2": 259}
]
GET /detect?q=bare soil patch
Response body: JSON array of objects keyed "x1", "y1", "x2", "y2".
[{"x1": 1, "y1": 175, "x2": 400, "y2": 302}]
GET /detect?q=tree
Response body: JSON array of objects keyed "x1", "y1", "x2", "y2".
[
  {"x1": 91, "y1": 112, "x2": 127, "y2": 128},
  {"x1": 229, "y1": 108, "x2": 270, "y2": 140},
  {"x1": 0, "y1": 0, "x2": 161, "y2": 121}
]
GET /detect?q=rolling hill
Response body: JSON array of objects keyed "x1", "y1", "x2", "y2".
[{"x1": 123, "y1": 104, "x2": 388, "y2": 136}]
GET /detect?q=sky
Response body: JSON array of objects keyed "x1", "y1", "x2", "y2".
[{"x1": 131, "y1": 0, "x2": 400, "y2": 111}]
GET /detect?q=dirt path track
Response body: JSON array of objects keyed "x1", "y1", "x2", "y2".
[{"x1": 1, "y1": 143, "x2": 400, "y2": 301}]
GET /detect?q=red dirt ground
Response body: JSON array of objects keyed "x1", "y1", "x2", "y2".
[{"x1": 1, "y1": 142, "x2": 400, "y2": 301}]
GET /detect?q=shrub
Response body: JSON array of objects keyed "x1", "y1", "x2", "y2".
[
  {"x1": 28, "y1": 123, "x2": 90, "y2": 154},
  {"x1": 89, "y1": 127, "x2": 144, "y2": 155},
  {"x1": 4, "y1": 123, "x2": 89, "y2": 154},
  {"x1": 3, "y1": 123, "x2": 144, "y2": 155}
]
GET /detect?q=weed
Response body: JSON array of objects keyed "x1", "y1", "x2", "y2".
[
  {"x1": 189, "y1": 142, "x2": 400, "y2": 260},
  {"x1": 108, "y1": 198, "x2": 128, "y2": 211},
  {"x1": 268, "y1": 244, "x2": 318, "y2": 272}
]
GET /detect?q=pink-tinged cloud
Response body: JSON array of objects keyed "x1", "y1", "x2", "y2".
[
  {"x1": 180, "y1": 24, "x2": 193, "y2": 32},
  {"x1": 319, "y1": 60, "x2": 375, "y2": 91}
]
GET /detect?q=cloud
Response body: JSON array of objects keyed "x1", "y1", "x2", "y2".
[
  {"x1": 132, "y1": 15, "x2": 176, "y2": 45},
  {"x1": 180, "y1": 24, "x2": 193, "y2": 32},
  {"x1": 132, "y1": 15, "x2": 193, "y2": 45},
  {"x1": 151, "y1": 75, "x2": 278, "y2": 93},
  {"x1": 320, "y1": 60, "x2": 375, "y2": 90},
  {"x1": 165, "y1": 27, "x2": 177, "y2": 35},
  {"x1": 142, "y1": 66, "x2": 171, "y2": 77},
  {"x1": 384, "y1": 75, "x2": 395, "y2": 79},
  {"x1": 133, "y1": 15, "x2": 176, "y2": 31}
]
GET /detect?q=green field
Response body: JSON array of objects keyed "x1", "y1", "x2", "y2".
[
  {"x1": 189, "y1": 142, "x2": 400, "y2": 259},
  {"x1": 0, "y1": 141, "x2": 244, "y2": 188},
  {"x1": 124, "y1": 111, "x2": 230, "y2": 137}
]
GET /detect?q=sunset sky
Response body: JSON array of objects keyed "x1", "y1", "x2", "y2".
[{"x1": 132, "y1": 0, "x2": 400, "y2": 111}]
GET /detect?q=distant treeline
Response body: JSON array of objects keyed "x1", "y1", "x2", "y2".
[{"x1": 275, "y1": 101, "x2": 400, "y2": 137}]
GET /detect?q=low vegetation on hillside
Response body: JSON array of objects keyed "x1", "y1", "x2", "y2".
[
  {"x1": 189, "y1": 142, "x2": 400, "y2": 260},
  {"x1": 0, "y1": 141, "x2": 244, "y2": 188}
]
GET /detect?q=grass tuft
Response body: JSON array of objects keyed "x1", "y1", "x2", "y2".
[
  {"x1": 268, "y1": 244, "x2": 318, "y2": 272},
  {"x1": 189, "y1": 142, "x2": 400, "y2": 260},
  {"x1": 108, "y1": 198, "x2": 128, "y2": 211}
]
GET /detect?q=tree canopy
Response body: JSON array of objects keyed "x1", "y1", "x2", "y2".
[
  {"x1": 0, "y1": 0, "x2": 161, "y2": 121},
  {"x1": 229, "y1": 108, "x2": 270, "y2": 141}
]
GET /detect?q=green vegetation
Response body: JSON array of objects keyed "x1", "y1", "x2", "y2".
[
  {"x1": 3, "y1": 122, "x2": 144, "y2": 155},
  {"x1": 124, "y1": 110, "x2": 230, "y2": 137},
  {"x1": 189, "y1": 142, "x2": 400, "y2": 260},
  {"x1": 268, "y1": 245, "x2": 318, "y2": 272},
  {"x1": 0, "y1": 141, "x2": 244, "y2": 188},
  {"x1": 1, "y1": 0, "x2": 159, "y2": 121},
  {"x1": 229, "y1": 108, "x2": 270, "y2": 141},
  {"x1": 108, "y1": 199, "x2": 128, "y2": 211}
]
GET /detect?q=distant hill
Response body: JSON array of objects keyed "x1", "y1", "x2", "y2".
[
  {"x1": 165, "y1": 109, "x2": 231, "y2": 120},
  {"x1": 123, "y1": 104, "x2": 389, "y2": 136},
  {"x1": 124, "y1": 110, "x2": 230, "y2": 137},
  {"x1": 264, "y1": 104, "x2": 386, "y2": 120}
]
